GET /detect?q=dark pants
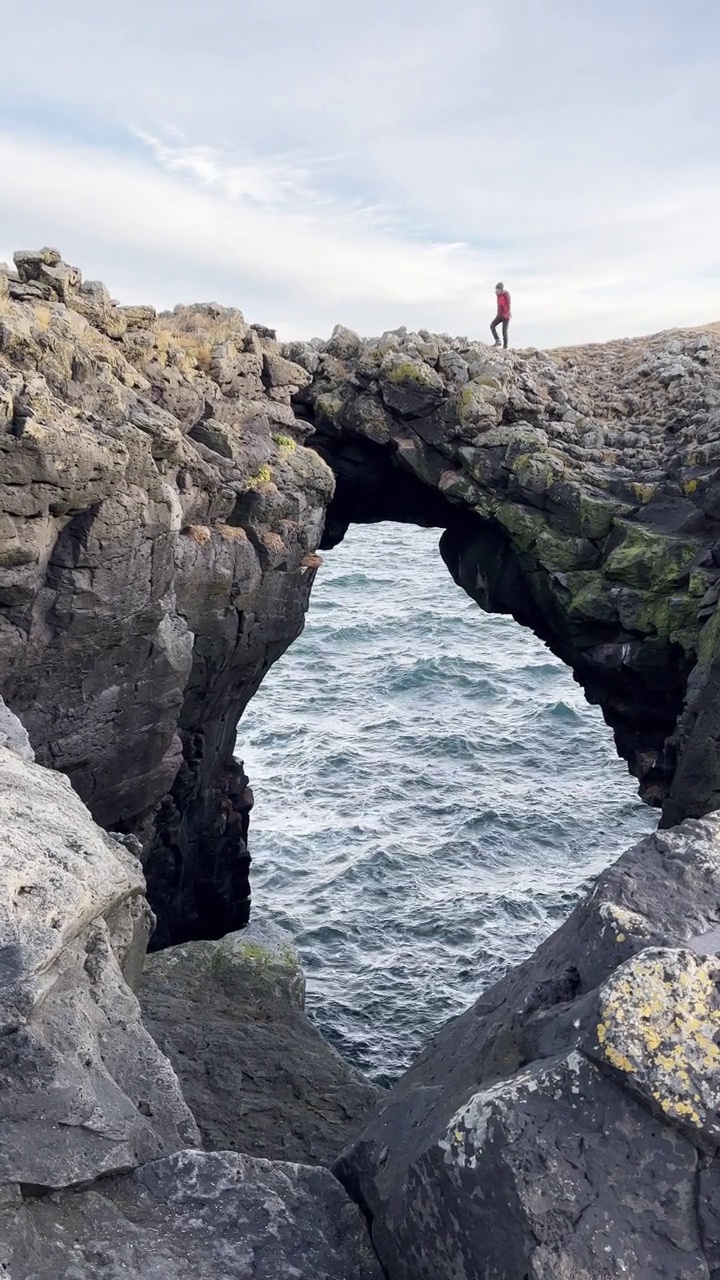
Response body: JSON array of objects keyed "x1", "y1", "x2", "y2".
[{"x1": 490, "y1": 315, "x2": 509, "y2": 348}]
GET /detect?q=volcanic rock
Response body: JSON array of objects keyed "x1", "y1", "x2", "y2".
[
  {"x1": 139, "y1": 919, "x2": 381, "y2": 1165},
  {"x1": 334, "y1": 814, "x2": 720, "y2": 1279},
  {"x1": 292, "y1": 322, "x2": 720, "y2": 825},
  {"x1": 0, "y1": 741, "x2": 198, "y2": 1195},
  {"x1": 0, "y1": 251, "x2": 334, "y2": 944},
  {"x1": 2, "y1": 246, "x2": 720, "y2": 946},
  {"x1": 0, "y1": 1149, "x2": 384, "y2": 1280}
]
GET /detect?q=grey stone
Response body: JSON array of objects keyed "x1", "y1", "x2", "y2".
[
  {"x1": 263, "y1": 351, "x2": 312, "y2": 390},
  {"x1": 334, "y1": 815, "x2": 720, "y2": 1279},
  {"x1": 0, "y1": 250, "x2": 335, "y2": 945},
  {"x1": 0, "y1": 1149, "x2": 384, "y2": 1280},
  {"x1": 0, "y1": 746, "x2": 198, "y2": 1193},
  {"x1": 304, "y1": 317, "x2": 720, "y2": 824},
  {"x1": 12, "y1": 247, "x2": 62, "y2": 280},
  {"x1": 438, "y1": 348, "x2": 470, "y2": 385},
  {"x1": 3, "y1": 242, "x2": 720, "y2": 953},
  {"x1": 659, "y1": 360, "x2": 689, "y2": 384},
  {"x1": 139, "y1": 919, "x2": 381, "y2": 1166},
  {"x1": 281, "y1": 339, "x2": 322, "y2": 374},
  {"x1": 379, "y1": 353, "x2": 446, "y2": 416},
  {"x1": 326, "y1": 323, "x2": 363, "y2": 359},
  {"x1": 0, "y1": 696, "x2": 33, "y2": 761}
]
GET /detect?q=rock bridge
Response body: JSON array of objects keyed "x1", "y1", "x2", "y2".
[
  {"x1": 4, "y1": 251, "x2": 720, "y2": 1279},
  {"x1": 1, "y1": 248, "x2": 719, "y2": 943},
  {"x1": 289, "y1": 320, "x2": 720, "y2": 830}
]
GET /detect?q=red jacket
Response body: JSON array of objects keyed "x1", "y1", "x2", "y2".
[{"x1": 497, "y1": 290, "x2": 511, "y2": 320}]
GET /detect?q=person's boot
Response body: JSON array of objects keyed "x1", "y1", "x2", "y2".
[{"x1": 493, "y1": 338, "x2": 500, "y2": 346}]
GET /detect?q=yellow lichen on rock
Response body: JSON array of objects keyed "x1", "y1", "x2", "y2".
[{"x1": 591, "y1": 947, "x2": 720, "y2": 1139}]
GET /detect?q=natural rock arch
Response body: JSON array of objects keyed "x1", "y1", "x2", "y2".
[
  {"x1": 290, "y1": 322, "x2": 720, "y2": 830},
  {"x1": 3, "y1": 251, "x2": 720, "y2": 1280},
  {"x1": 1, "y1": 249, "x2": 719, "y2": 948}
]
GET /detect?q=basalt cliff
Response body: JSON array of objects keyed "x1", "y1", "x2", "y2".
[{"x1": 2, "y1": 249, "x2": 720, "y2": 1278}]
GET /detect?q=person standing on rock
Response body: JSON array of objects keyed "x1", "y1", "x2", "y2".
[{"x1": 490, "y1": 283, "x2": 511, "y2": 348}]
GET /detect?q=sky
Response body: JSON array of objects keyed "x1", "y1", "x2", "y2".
[{"x1": 1, "y1": 0, "x2": 719, "y2": 346}]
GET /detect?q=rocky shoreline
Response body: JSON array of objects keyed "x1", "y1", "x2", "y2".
[{"x1": 2, "y1": 248, "x2": 720, "y2": 1277}]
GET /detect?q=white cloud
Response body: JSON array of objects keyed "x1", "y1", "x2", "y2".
[{"x1": 1, "y1": 0, "x2": 718, "y2": 344}]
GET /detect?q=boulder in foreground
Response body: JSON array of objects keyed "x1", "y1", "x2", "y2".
[
  {"x1": 335, "y1": 815, "x2": 720, "y2": 1279},
  {"x1": 140, "y1": 919, "x2": 381, "y2": 1165},
  {"x1": 0, "y1": 738, "x2": 198, "y2": 1193}
]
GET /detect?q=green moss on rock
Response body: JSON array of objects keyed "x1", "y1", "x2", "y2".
[
  {"x1": 386, "y1": 360, "x2": 439, "y2": 388},
  {"x1": 511, "y1": 451, "x2": 565, "y2": 498},
  {"x1": 314, "y1": 392, "x2": 346, "y2": 425},
  {"x1": 246, "y1": 464, "x2": 272, "y2": 489},
  {"x1": 563, "y1": 572, "x2": 619, "y2": 625},
  {"x1": 273, "y1": 433, "x2": 297, "y2": 452},
  {"x1": 535, "y1": 526, "x2": 600, "y2": 574},
  {"x1": 605, "y1": 523, "x2": 700, "y2": 591},
  {"x1": 496, "y1": 502, "x2": 547, "y2": 552},
  {"x1": 549, "y1": 483, "x2": 627, "y2": 540}
]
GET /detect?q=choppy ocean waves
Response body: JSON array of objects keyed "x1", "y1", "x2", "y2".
[{"x1": 236, "y1": 522, "x2": 654, "y2": 1085}]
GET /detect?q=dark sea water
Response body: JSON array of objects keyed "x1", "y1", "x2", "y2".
[{"x1": 236, "y1": 522, "x2": 654, "y2": 1085}]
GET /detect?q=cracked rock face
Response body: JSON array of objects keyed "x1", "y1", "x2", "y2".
[
  {"x1": 0, "y1": 1150, "x2": 384, "y2": 1280},
  {"x1": 291, "y1": 321, "x2": 720, "y2": 825},
  {"x1": 0, "y1": 740, "x2": 198, "y2": 1195},
  {"x1": 139, "y1": 919, "x2": 381, "y2": 1166},
  {"x1": 4, "y1": 249, "x2": 720, "y2": 937},
  {"x1": 0, "y1": 708, "x2": 386, "y2": 1279},
  {"x1": 333, "y1": 814, "x2": 720, "y2": 1279},
  {"x1": 0, "y1": 250, "x2": 333, "y2": 945}
]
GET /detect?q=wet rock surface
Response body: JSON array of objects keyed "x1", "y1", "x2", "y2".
[
  {"x1": 139, "y1": 919, "x2": 381, "y2": 1166},
  {"x1": 334, "y1": 814, "x2": 720, "y2": 1279}
]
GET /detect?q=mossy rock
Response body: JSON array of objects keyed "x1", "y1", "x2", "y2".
[
  {"x1": 246, "y1": 464, "x2": 272, "y2": 489},
  {"x1": 438, "y1": 469, "x2": 484, "y2": 506},
  {"x1": 689, "y1": 568, "x2": 716, "y2": 599},
  {"x1": 273, "y1": 432, "x2": 297, "y2": 452},
  {"x1": 697, "y1": 605, "x2": 720, "y2": 667},
  {"x1": 346, "y1": 393, "x2": 395, "y2": 444},
  {"x1": 511, "y1": 451, "x2": 565, "y2": 500},
  {"x1": 615, "y1": 587, "x2": 699, "y2": 648},
  {"x1": 313, "y1": 391, "x2": 346, "y2": 427},
  {"x1": 458, "y1": 446, "x2": 497, "y2": 486},
  {"x1": 548, "y1": 482, "x2": 628, "y2": 540},
  {"x1": 535, "y1": 525, "x2": 600, "y2": 574},
  {"x1": 495, "y1": 502, "x2": 548, "y2": 552},
  {"x1": 385, "y1": 359, "x2": 439, "y2": 388},
  {"x1": 455, "y1": 380, "x2": 500, "y2": 427},
  {"x1": 147, "y1": 918, "x2": 306, "y2": 1011},
  {"x1": 628, "y1": 481, "x2": 657, "y2": 504},
  {"x1": 604, "y1": 522, "x2": 700, "y2": 591},
  {"x1": 562, "y1": 571, "x2": 620, "y2": 625},
  {"x1": 380, "y1": 356, "x2": 445, "y2": 416}
]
